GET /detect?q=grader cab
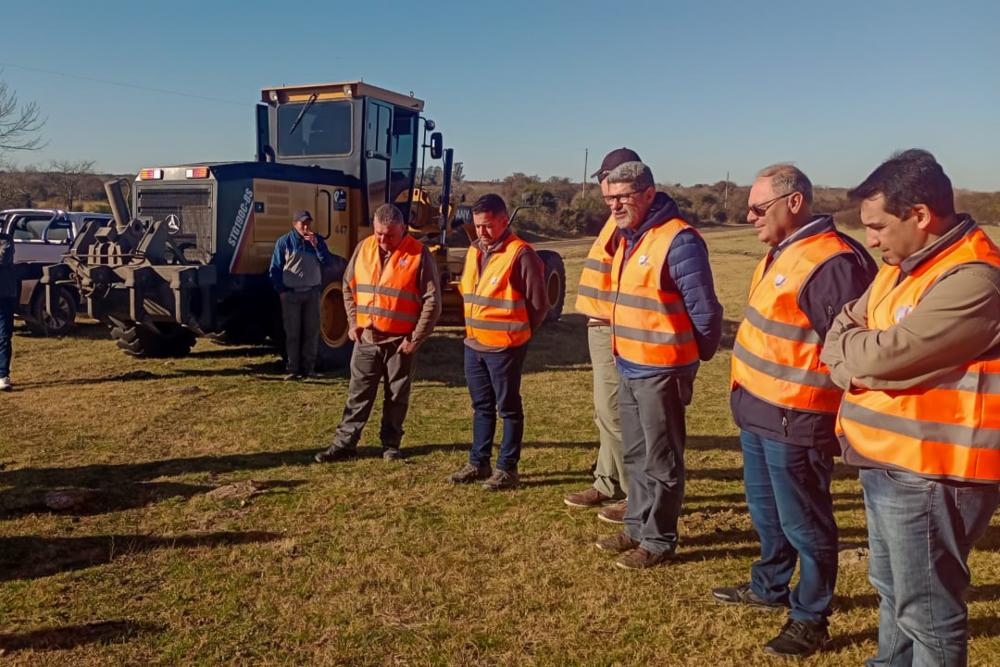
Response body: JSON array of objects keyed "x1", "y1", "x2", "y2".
[{"x1": 42, "y1": 81, "x2": 566, "y2": 367}]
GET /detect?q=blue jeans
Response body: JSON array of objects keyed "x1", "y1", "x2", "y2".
[
  {"x1": 860, "y1": 467, "x2": 1000, "y2": 667},
  {"x1": 464, "y1": 344, "x2": 528, "y2": 472},
  {"x1": 741, "y1": 430, "x2": 838, "y2": 624},
  {"x1": 0, "y1": 297, "x2": 13, "y2": 378}
]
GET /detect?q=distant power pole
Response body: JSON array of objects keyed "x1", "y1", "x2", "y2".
[
  {"x1": 582, "y1": 148, "x2": 589, "y2": 196},
  {"x1": 723, "y1": 171, "x2": 730, "y2": 211}
]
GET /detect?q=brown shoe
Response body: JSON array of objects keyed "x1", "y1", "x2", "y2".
[
  {"x1": 615, "y1": 547, "x2": 675, "y2": 570},
  {"x1": 564, "y1": 487, "x2": 613, "y2": 508},
  {"x1": 447, "y1": 463, "x2": 492, "y2": 484},
  {"x1": 594, "y1": 532, "x2": 640, "y2": 553},
  {"x1": 597, "y1": 499, "x2": 627, "y2": 524}
]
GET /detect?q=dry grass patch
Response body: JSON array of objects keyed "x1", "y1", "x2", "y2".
[{"x1": 2, "y1": 227, "x2": 1000, "y2": 664}]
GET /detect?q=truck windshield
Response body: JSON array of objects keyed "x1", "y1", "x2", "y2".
[{"x1": 277, "y1": 101, "x2": 352, "y2": 157}]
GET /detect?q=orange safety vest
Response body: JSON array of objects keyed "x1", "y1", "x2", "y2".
[
  {"x1": 350, "y1": 234, "x2": 424, "y2": 335},
  {"x1": 731, "y1": 231, "x2": 855, "y2": 414},
  {"x1": 611, "y1": 218, "x2": 699, "y2": 368},
  {"x1": 460, "y1": 233, "x2": 533, "y2": 348},
  {"x1": 837, "y1": 225, "x2": 1000, "y2": 482},
  {"x1": 575, "y1": 216, "x2": 616, "y2": 321}
]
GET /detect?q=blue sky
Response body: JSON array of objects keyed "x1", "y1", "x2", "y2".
[{"x1": 2, "y1": 0, "x2": 998, "y2": 189}]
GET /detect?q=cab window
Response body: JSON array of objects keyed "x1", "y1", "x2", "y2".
[{"x1": 277, "y1": 101, "x2": 352, "y2": 157}]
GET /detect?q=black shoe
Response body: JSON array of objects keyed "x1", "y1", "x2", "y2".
[
  {"x1": 314, "y1": 447, "x2": 356, "y2": 463},
  {"x1": 763, "y1": 619, "x2": 831, "y2": 658},
  {"x1": 481, "y1": 468, "x2": 519, "y2": 491},
  {"x1": 382, "y1": 447, "x2": 403, "y2": 461},
  {"x1": 711, "y1": 583, "x2": 789, "y2": 612},
  {"x1": 448, "y1": 463, "x2": 492, "y2": 484}
]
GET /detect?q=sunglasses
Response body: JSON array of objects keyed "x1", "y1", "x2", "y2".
[{"x1": 748, "y1": 191, "x2": 795, "y2": 217}]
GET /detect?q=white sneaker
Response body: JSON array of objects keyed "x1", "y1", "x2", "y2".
[{"x1": 0, "y1": 377, "x2": 11, "y2": 392}]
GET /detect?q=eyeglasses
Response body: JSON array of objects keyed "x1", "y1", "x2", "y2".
[
  {"x1": 603, "y1": 190, "x2": 642, "y2": 206},
  {"x1": 748, "y1": 191, "x2": 795, "y2": 217}
]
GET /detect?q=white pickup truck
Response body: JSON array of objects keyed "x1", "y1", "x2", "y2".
[{"x1": 0, "y1": 208, "x2": 112, "y2": 335}]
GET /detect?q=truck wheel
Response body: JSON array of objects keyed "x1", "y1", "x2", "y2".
[
  {"x1": 111, "y1": 320, "x2": 196, "y2": 358},
  {"x1": 315, "y1": 281, "x2": 353, "y2": 370},
  {"x1": 27, "y1": 286, "x2": 77, "y2": 336},
  {"x1": 537, "y1": 250, "x2": 566, "y2": 323}
]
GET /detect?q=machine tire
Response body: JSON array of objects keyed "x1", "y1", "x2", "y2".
[
  {"x1": 111, "y1": 320, "x2": 196, "y2": 358},
  {"x1": 26, "y1": 286, "x2": 77, "y2": 336},
  {"x1": 315, "y1": 281, "x2": 353, "y2": 371},
  {"x1": 537, "y1": 250, "x2": 566, "y2": 323}
]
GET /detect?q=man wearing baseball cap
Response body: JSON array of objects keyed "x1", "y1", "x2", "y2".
[
  {"x1": 269, "y1": 209, "x2": 336, "y2": 379},
  {"x1": 563, "y1": 148, "x2": 640, "y2": 522}
]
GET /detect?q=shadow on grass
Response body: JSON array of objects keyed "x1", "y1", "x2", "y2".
[
  {"x1": 14, "y1": 320, "x2": 111, "y2": 341},
  {"x1": 0, "y1": 530, "x2": 282, "y2": 582},
  {"x1": 0, "y1": 480, "x2": 307, "y2": 519},
  {"x1": 0, "y1": 448, "x2": 319, "y2": 489},
  {"x1": 828, "y1": 615, "x2": 1000, "y2": 651},
  {"x1": 836, "y1": 581, "x2": 1000, "y2": 613},
  {"x1": 16, "y1": 357, "x2": 292, "y2": 389},
  {"x1": 0, "y1": 620, "x2": 164, "y2": 653}
]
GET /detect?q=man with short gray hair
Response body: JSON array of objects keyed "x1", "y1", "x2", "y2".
[
  {"x1": 315, "y1": 203, "x2": 441, "y2": 462},
  {"x1": 594, "y1": 160, "x2": 723, "y2": 569}
]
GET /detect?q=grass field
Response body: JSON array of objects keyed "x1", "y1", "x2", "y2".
[{"x1": 2, "y1": 225, "x2": 1000, "y2": 665}]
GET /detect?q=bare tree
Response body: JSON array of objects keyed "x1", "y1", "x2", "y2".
[
  {"x1": 0, "y1": 78, "x2": 45, "y2": 154},
  {"x1": 49, "y1": 160, "x2": 96, "y2": 210}
]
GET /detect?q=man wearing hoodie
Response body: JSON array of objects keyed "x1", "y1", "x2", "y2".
[
  {"x1": 716, "y1": 164, "x2": 877, "y2": 658},
  {"x1": 0, "y1": 225, "x2": 15, "y2": 391},
  {"x1": 593, "y1": 161, "x2": 723, "y2": 569}
]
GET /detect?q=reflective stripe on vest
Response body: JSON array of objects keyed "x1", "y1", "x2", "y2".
[
  {"x1": 460, "y1": 233, "x2": 532, "y2": 347},
  {"x1": 610, "y1": 218, "x2": 699, "y2": 367},
  {"x1": 575, "y1": 216, "x2": 616, "y2": 320},
  {"x1": 836, "y1": 225, "x2": 1000, "y2": 482},
  {"x1": 730, "y1": 231, "x2": 854, "y2": 413},
  {"x1": 350, "y1": 234, "x2": 423, "y2": 335}
]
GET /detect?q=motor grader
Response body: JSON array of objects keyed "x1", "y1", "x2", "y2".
[{"x1": 42, "y1": 81, "x2": 566, "y2": 367}]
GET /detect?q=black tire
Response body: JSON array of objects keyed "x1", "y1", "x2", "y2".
[
  {"x1": 110, "y1": 320, "x2": 196, "y2": 358},
  {"x1": 26, "y1": 286, "x2": 77, "y2": 336},
  {"x1": 315, "y1": 281, "x2": 353, "y2": 371},
  {"x1": 537, "y1": 249, "x2": 566, "y2": 323}
]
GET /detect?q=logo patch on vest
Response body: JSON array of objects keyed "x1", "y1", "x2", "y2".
[
  {"x1": 774, "y1": 274, "x2": 787, "y2": 287},
  {"x1": 398, "y1": 257, "x2": 409, "y2": 267},
  {"x1": 894, "y1": 305, "x2": 914, "y2": 323},
  {"x1": 490, "y1": 277, "x2": 499, "y2": 286},
  {"x1": 638, "y1": 255, "x2": 650, "y2": 267}
]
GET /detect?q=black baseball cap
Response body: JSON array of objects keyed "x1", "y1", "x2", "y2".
[
  {"x1": 293, "y1": 209, "x2": 313, "y2": 223},
  {"x1": 591, "y1": 148, "x2": 642, "y2": 180}
]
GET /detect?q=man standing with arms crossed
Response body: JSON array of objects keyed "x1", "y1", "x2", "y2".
[
  {"x1": 563, "y1": 148, "x2": 640, "y2": 523},
  {"x1": 823, "y1": 150, "x2": 1000, "y2": 667},
  {"x1": 448, "y1": 194, "x2": 548, "y2": 491},
  {"x1": 594, "y1": 161, "x2": 723, "y2": 568},
  {"x1": 315, "y1": 203, "x2": 441, "y2": 462},
  {"x1": 716, "y1": 164, "x2": 876, "y2": 657}
]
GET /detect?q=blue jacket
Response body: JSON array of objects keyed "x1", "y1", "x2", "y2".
[
  {"x1": 615, "y1": 193, "x2": 724, "y2": 379},
  {"x1": 268, "y1": 230, "x2": 336, "y2": 293},
  {"x1": 0, "y1": 232, "x2": 15, "y2": 300}
]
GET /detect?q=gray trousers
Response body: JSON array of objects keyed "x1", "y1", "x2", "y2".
[
  {"x1": 589, "y1": 325, "x2": 626, "y2": 498},
  {"x1": 282, "y1": 287, "x2": 320, "y2": 374},
  {"x1": 331, "y1": 339, "x2": 416, "y2": 451},
  {"x1": 620, "y1": 372, "x2": 692, "y2": 555}
]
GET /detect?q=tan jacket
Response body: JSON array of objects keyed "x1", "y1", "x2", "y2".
[{"x1": 821, "y1": 217, "x2": 1000, "y2": 391}]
